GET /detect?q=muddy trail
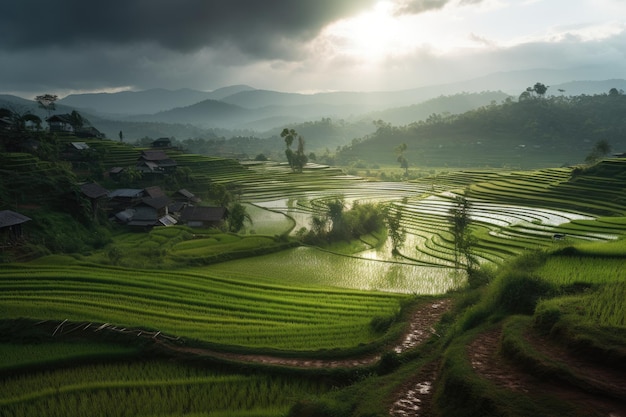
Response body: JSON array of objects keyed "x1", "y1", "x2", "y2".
[
  {"x1": 468, "y1": 326, "x2": 626, "y2": 417},
  {"x1": 155, "y1": 299, "x2": 452, "y2": 369},
  {"x1": 36, "y1": 298, "x2": 626, "y2": 417}
]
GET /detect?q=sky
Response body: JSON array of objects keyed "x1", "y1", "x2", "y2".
[{"x1": 1, "y1": 0, "x2": 625, "y2": 99}]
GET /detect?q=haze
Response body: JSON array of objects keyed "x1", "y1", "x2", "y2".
[{"x1": 2, "y1": 0, "x2": 625, "y2": 99}]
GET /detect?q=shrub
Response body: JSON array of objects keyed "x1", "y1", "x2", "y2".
[
  {"x1": 287, "y1": 398, "x2": 348, "y2": 417},
  {"x1": 377, "y1": 351, "x2": 401, "y2": 375},
  {"x1": 495, "y1": 272, "x2": 555, "y2": 315},
  {"x1": 370, "y1": 315, "x2": 395, "y2": 334},
  {"x1": 466, "y1": 265, "x2": 495, "y2": 289},
  {"x1": 533, "y1": 304, "x2": 562, "y2": 333}
]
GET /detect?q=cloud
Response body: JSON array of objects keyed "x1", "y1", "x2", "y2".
[
  {"x1": 392, "y1": 0, "x2": 484, "y2": 15},
  {"x1": 0, "y1": 0, "x2": 378, "y2": 58},
  {"x1": 1, "y1": 0, "x2": 624, "y2": 98}
]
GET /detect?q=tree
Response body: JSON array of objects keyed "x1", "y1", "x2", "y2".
[
  {"x1": 281, "y1": 128, "x2": 307, "y2": 173},
  {"x1": 395, "y1": 143, "x2": 409, "y2": 177},
  {"x1": 585, "y1": 139, "x2": 612, "y2": 164},
  {"x1": 68, "y1": 110, "x2": 88, "y2": 132},
  {"x1": 0, "y1": 107, "x2": 42, "y2": 131},
  {"x1": 209, "y1": 183, "x2": 232, "y2": 207},
  {"x1": 119, "y1": 166, "x2": 143, "y2": 186},
  {"x1": 35, "y1": 94, "x2": 58, "y2": 116},
  {"x1": 522, "y1": 83, "x2": 549, "y2": 100},
  {"x1": 449, "y1": 195, "x2": 477, "y2": 275},
  {"x1": 326, "y1": 197, "x2": 347, "y2": 239},
  {"x1": 294, "y1": 135, "x2": 308, "y2": 172},
  {"x1": 228, "y1": 202, "x2": 252, "y2": 233},
  {"x1": 385, "y1": 204, "x2": 406, "y2": 254},
  {"x1": 533, "y1": 82, "x2": 548, "y2": 97}
]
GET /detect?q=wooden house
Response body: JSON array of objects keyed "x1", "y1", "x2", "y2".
[
  {"x1": 80, "y1": 182, "x2": 109, "y2": 219},
  {"x1": 151, "y1": 138, "x2": 172, "y2": 148},
  {"x1": 108, "y1": 188, "x2": 144, "y2": 212},
  {"x1": 173, "y1": 188, "x2": 200, "y2": 204},
  {"x1": 0, "y1": 210, "x2": 31, "y2": 243},
  {"x1": 137, "y1": 150, "x2": 177, "y2": 174},
  {"x1": 179, "y1": 206, "x2": 227, "y2": 228},
  {"x1": 46, "y1": 114, "x2": 74, "y2": 133}
]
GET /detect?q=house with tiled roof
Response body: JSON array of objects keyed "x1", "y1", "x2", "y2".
[
  {"x1": 136, "y1": 150, "x2": 177, "y2": 174},
  {"x1": 0, "y1": 210, "x2": 31, "y2": 242},
  {"x1": 179, "y1": 206, "x2": 227, "y2": 228}
]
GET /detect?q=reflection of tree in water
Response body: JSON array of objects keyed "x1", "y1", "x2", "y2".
[{"x1": 383, "y1": 263, "x2": 406, "y2": 288}]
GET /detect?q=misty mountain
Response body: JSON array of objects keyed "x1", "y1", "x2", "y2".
[
  {"x1": 0, "y1": 94, "x2": 88, "y2": 120},
  {"x1": 4, "y1": 67, "x2": 625, "y2": 143},
  {"x1": 52, "y1": 67, "x2": 626, "y2": 123},
  {"x1": 205, "y1": 85, "x2": 256, "y2": 100},
  {"x1": 56, "y1": 86, "x2": 255, "y2": 117},
  {"x1": 128, "y1": 99, "x2": 250, "y2": 125},
  {"x1": 549, "y1": 79, "x2": 626, "y2": 96},
  {"x1": 366, "y1": 91, "x2": 512, "y2": 126}
]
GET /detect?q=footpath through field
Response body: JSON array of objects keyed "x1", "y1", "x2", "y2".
[
  {"x1": 468, "y1": 326, "x2": 626, "y2": 416},
  {"x1": 156, "y1": 299, "x2": 452, "y2": 368}
]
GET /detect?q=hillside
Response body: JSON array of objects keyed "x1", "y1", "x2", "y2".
[
  {"x1": 1, "y1": 152, "x2": 625, "y2": 416},
  {"x1": 2, "y1": 99, "x2": 626, "y2": 416},
  {"x1": 338, "y1": 91, "x2": 626, "y2": 169}
]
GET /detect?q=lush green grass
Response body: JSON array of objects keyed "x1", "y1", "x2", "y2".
[
  {"x1": 537, "y1": 256, "x2": 626, "y2": 286},
  {"x1": 0, "y1": 262, "x2": 408, "y2": 351},
  {"x1": 4, "y1": 152, "x2": 626, "y2": 417},
  {"x1": 0, "y1": 342, "x2": 138, "y2": 371},
  {"x1": 0, "y1": 360, "x2": 326, "y2": 417}
]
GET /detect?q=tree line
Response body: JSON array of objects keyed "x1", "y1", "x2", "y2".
[{"x1": 336, "y1": 88, "x2": 626, "y2": 167}]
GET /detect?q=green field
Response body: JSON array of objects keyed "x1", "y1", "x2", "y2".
[{"x1": 2, "y1": 155, "x2": 626, "y2": 416}]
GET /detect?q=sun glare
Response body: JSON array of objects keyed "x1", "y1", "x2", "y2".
[
  {"x1": 320, "y1": 0, "x2": 481, "y2": 65},
  {"x1": 324, "y1": 1, "x2": 417, "y2": 63}
]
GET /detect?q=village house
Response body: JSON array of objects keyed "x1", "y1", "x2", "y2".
[
  {"x1": 173, "y1": 188, "x2": 200, "y2": 204},
  {"x1": 46, "y1": 114, "x2": 104, "y2": 138},
  {"x1": 46, "y1": 114, "x2": 74, "y2": 133},
  {"x1": 179, "y1": 206, "x2": 228, "y2": 228},
  {"x1": 108, "y1": 188, "x2": 144, "y2": 212},
  {"x1": 109, "y1": 186, "x2": 179, "y2": 229},
  {"x1": 0, "y1": 210, "x2": 31, "y2": 243},
  {"x1": 151, "y1": 137, "x2": 172, "y2": 148},
  {"x1": 136, "y1": 150, "x2": 177, "y2": 175},
  {"x1": 62, "y1": 142, "x2": 90, "y2": 160},
  {"x1": 80, "y1": 182, "x2": 109, "y2": 219}
]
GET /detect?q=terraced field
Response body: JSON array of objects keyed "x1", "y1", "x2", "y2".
[
  {"x1": 0, "y1": 260, "x2": 408, "y2": 351},
  {"x1": 2, "y1": 150, "x2": 626, "y2": 417},
  {"x1": 238, "y1": 160, "x2": 626, "y2": 275}
]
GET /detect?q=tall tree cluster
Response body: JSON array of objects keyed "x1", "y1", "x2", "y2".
[
  {"x1": 449, "y1": 195, "x2": 477, "y2": 275},
  {"x1": 300, "y1": 197, "x2": 385, "y2": 244},
  {"x1": 281, "y1": 128, "x2": 308, "y2": 173}
]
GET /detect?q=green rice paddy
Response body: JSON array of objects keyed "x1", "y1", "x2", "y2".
[{"x1": 2, "y1": 156, "x2": 626, "y2": 416}]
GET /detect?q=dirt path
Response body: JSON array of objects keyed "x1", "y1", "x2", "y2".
[
  {"x1": 468, "y1": 325, "x2": 626, "y2": 417},
  {"x1": 157, "y1": 299, "x2": 452, "y2": 369},
  {"x1": 389, "y1": 359, "x2": 439, "y2": 417}
]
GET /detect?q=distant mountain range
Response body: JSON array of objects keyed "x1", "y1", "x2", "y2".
[{"x1": 2, "y1": 67, "x2": 625, "y2": 141}]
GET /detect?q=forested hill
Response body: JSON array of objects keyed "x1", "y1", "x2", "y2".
[{"x1": 337, "y1": 91, "x2": 626, "y2": 169}]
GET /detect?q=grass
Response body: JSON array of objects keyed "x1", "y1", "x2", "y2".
[
  {"x1": 0, "y1": 262, "x2": 408, "y2": 352},
  {"x1": 4, "y1": 153, "x2": 626, "y2": 416},
  {"x1": 0, "y1": 360, "x2": 326, "y2": 417},
  {"x1": 0, "y1": 342, "x2": 138, "y2": 371}
]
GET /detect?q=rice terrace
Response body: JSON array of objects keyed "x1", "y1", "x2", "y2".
[{"x1": 2, "y1": 88, "x2": 626, "y2": 417}]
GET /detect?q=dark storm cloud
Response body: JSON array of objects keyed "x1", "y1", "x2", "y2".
[{"x1": 0, "y1": 0, "x2": 378, "y2": 58}]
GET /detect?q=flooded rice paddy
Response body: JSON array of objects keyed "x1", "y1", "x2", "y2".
[{"x1": 204, "y1": 246, "x2": 462, "y2": 294}]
